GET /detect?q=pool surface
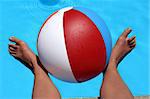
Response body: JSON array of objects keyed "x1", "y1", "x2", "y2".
[{"x1": 0, "y1": 0, "x2": 149, "y2": 98}]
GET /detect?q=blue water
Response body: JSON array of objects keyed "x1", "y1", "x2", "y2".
[{"x1": 0, "y1": 0, "x2": 149, "y2": 98}]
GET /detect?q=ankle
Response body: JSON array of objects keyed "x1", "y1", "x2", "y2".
[
  {"x1": 30, "y1": 60, "x2": 39, "y2": 73},
  {"x1": 109, "y1": 55, "x2": 119, "y2": 64},
  {"x1": 106, "y1": 59, "x2": 118, "y2": 72},
  {"x1": 32, "y1": 62, "x2": 48, "y2": 76}
]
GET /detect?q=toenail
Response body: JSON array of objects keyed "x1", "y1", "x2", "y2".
[
  {"x1": 127, "y1": 27, "x2": 132, "y2": 30},
  {"x1": 9, "y1": 36, "x2": 14, "y2": 40}
]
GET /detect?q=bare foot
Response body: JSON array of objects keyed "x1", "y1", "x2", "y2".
[
  {"x1": 8, "y1": 37, "x2": 37, "y2": 71},
  {"x1": 109, "y1": 28, "x2": 136, "y2": 68}
]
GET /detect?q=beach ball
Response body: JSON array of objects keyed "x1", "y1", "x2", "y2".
[{"x1": 37, "y1": 7, "x2": 112, "y2": 83}]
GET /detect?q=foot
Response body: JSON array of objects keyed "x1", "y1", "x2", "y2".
[
  {"x1": 8, "y1": 37, "x2": 37, "y2": 71},
  {"x1": 109, "y1": 27, "x2": 136, "y2": 67}
]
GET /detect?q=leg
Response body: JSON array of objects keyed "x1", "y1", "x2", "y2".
[
  {"x1": 8, "y1": 37, "x2": 61, "y2": 99},
  {"x1": 100, "y1": 28, "x2": 136, "y2": 99}
]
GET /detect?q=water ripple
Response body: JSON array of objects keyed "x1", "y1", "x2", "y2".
[{"x1": 22, "y1": 0, "x2": 80, "y2": 24}]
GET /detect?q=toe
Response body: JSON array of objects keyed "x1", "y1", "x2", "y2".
[
  {"x1": 8, "y1": 49, "x2": 16, "y2": 54},
  {"x1": 129, "y1": 38, "x2": 136, "y2": 48},
  {"x1": 9, "y1": 37, "x2": 23, "y2": 45},
  {"x1": 122, "y1": 27, "x2": 132, "y2": 37},
  {"x1": 128, "y1": 36, "x2": 136, "y2": 42},
  {"x1": 129, "y1": 39, "x2": 136, "y2": 45},
  {"x1": 8, "y1": 44, "x2": 19, "y2": 49},
  {"x1": 130, "y1": 43, "x2": 136, "y2": 48},
  {"x1": 127, "y1": 36, "x2": 136, "y2": 45},
  {"x1": 9, "y1": 46, "x2": 16, "y2": 51},
  {"x1": 11, "y1": 53, "x2": 17, "y2": 57}
]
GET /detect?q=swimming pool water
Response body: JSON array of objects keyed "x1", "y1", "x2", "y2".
[{"x1": 0, "y1": 0, "x2": 149, "y2": 98}]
